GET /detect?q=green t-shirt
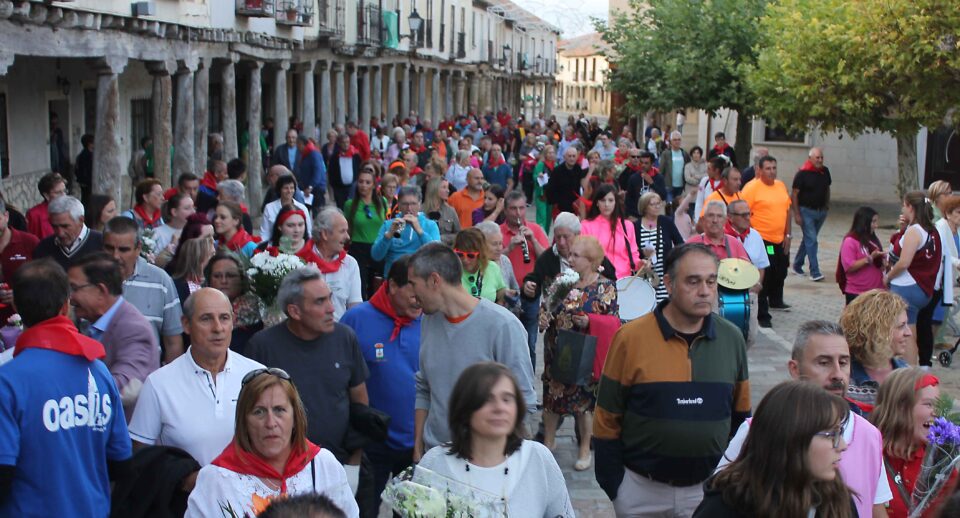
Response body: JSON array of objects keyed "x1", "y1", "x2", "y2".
[
  {"x1": 461, "y1": 260, "x2": 507, "y2": 302},
  {"x1": 345, "y1": 197, "x2": 388, "y2": 244}
]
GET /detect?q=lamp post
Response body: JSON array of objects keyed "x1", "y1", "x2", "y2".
[{"x1": 407, "y1": 7, "x2": 423, "y2": 48}]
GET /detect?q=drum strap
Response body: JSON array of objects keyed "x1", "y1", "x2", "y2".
[
  {"x1": 620, "y1": 217, "x2": 637, "y2": 274},
  {"x1": 723, "y1": 236, "x2": 731, "y2": 258}
]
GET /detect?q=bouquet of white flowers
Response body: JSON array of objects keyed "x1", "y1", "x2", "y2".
[
  {"x1": 382, "y1": 465, "x2": 506, "y2": 518},
  {"x1": 246, "y1": 252, "x2": 305, "y2": 307},
  {"x1": 544, "y1": 271, "x2": 581, "y2": 314},
  {"x1": 140, "y1": 227, "x2": 157, "y2": 263}
]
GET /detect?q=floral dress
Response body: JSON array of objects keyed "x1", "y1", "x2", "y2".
[{"x1": 539, "y1": 277, "x2": 618, "y2": 415}]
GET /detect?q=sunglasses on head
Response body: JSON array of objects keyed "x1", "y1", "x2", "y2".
[
  {"x1": 242, "y1": 367, "x2": 291, "y2": 386},
  {"x1": 455, "y1": 249, "x2": 480, "y2": 260},
  {"x1": 364, "y1": 205, "x2": 374, "y2": 219}
]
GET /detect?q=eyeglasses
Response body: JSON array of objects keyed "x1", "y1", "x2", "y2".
[
  {"x1": 730, "y1": 211, "x2": 753, "y2": 217},
  {"x1": 242, "y1": 367, "x2": 291, "y2": 386},
  {"x1": 814, "y1": 429, "x2": 843, "y2": 449},
  {"x1": 629, "y1": 154, "x2": 641, "y2": 158},
  {"x1": 455, "y1": 249, "x2": 480, "y2": 260},
  {"x1": 363, "y1": 205, "x2": 374, "y2": 219}
]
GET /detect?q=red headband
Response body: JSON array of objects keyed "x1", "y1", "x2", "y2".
[
  {"x1": 915, "y1": 373, "x2": 939, "y2": 391},
  {"x1": 277, "y1": 209, "x2": 307, "y2": 227}
]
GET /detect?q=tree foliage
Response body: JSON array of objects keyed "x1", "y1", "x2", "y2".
[{"x1": 746, "y1": 0, "x2": 960, "y2": 195}]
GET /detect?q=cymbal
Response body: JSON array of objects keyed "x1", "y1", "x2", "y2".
[{"x1": 717, "y1": 258, "x2": 760, "y2": 290}]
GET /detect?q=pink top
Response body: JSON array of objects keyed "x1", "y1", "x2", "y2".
[
  {"x1": 842, "y1": 413, "x2": 884, "y2": 518},
  {"x1": 580, "y1": 216, "x2": 641, "y2": 278},
  {"x1": 840, "y1": 236, "x2": 884, "y2": 294},
  {"x1": 685, "y1": 233, "x2": 750, "y2": 261}
]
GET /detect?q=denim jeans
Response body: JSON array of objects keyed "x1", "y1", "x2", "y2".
[
  {"x1": 520, "y1": 295, "x2": 541, "y2": 372},
  {"x1": 793, "y1": 206, "x2": 828, "y2": 276}
]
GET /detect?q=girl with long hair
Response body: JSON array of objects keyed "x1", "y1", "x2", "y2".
[
  {"x1": 886, "y1": 191, "x2": 942, "y2": 366},
  {"x1": 422, "y1": 177, "x2": 460, "y2": 246},
  {"x1": 214, "y1": 200, "x2": 259, "y2": 257},
  {"x1": 255, "y1": 205, "x2": 312, "y2": 260},
  {"x1": 579, "y1": 183, "x2": 641, "y2": 278},
  {"x1": 454, "y1": 228, "x2": 506, "y2": 304},
  {"x1": 84, "y1": 194, "x2": 116, "y2": 233},
  {"x1": 697, "y1": 381, "x2": 854, "y2": 518},
  {"x1": 344, "y1": 167, "x2": 387, "y2": 299},
  {"x1": 471, "y1": 184, "x2": 506, "y2": 226},
  {"x1": 839, "y1": 206, "x2": 886, "y2": 303}
]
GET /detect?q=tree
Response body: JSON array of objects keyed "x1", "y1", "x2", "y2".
[
  {"x1": 747, "y1": 0, "x2": 960, "y2": 197},
  {"x1": 598, "y1": 0, "x2": 768, "y2": 167}
]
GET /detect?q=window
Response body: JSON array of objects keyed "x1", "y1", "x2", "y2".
[
  {"x1": 471, "y1": 12, "x2": 476, "y2": 47},
  {"x1": 130, "y1": 99, "x2": 152, "y2": 157},
  {"x1": 762, "y1": 119, "x2": 805, "y2": 143}
]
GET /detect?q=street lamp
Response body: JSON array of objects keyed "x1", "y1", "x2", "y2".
[{"x1": 402, "y1": 6, "x2": 423, "y2": 48}]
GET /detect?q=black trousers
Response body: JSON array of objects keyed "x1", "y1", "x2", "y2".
[
  {"x1": 349, "y1": 241, "x2": 383, "y2": 300},
  {"x1": 917, "y1": 289, "x2": 941, "y2": 367},
  {"x1": 365, "y1": 443, "x2": 413, "y2": 514},
  {"x1": 758, "y1": 240, "x2": 788, "y2": 323}
]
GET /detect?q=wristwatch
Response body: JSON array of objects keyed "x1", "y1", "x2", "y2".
[{"x1": 785, "y1": 234, "x2": 792, "y2": 239}]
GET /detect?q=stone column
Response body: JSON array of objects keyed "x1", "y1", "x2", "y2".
[
  {"x1": 409, "y1": 67, "x2": 417, "y2": 116},
  {"x1": 319, "y1": 61, "x2": 332, "y2": 137},
  {"x1": 444, "y1": 71, "x2": 454, "y2": 119},
  {"x1": 454, "y1": 73, "x2": 466, "y2": 117},
  {"x1": 431, "y1": 68, "x2": 441, "y2": 122},
  {"x1": 418, "y1": 66, "x2": 427, "y2": 119},
  {"x1": 147, "y1": 59, "x2": 174, "y2": 190},
  {"x1": 360, "y1": 66, "x2": 371, "y2": 133},
  {"x1": 386, "y1": 63, "x2": 397, "y2": 123},
  {"x1": 333, "y1": 62, "x2": 345, "y2": 127},
  {"x1": 222, "y1": 54, "x2": 239, "y2": 161},
  {"x1": 93, "y1": 56, "x2": 127, "y2": 203},
  {"x1": 545, "y1": 81, "x2": 554, "y2": 117},
  {"x1": 247, "y1": 61, "x2": 264, "y2": 217},
  {"x1": 301, "y1": 61, "x2": 316, "y2": 141},
  {"x1": 347, "y1": 64, "x2": 358, "y2": 125},
  {"x1": 274, "y1": 61, "x2": 290, "y2": 147},
  {"x1": 174, "y1": 56, "x2": 198, "y2": 183},
  {"x1": 194, "y1": 58, "x2": 210, "y2": 175},
  {"x1": 372, "y1": 65, "x2": 382, "y2": 127},
  {"x1": 467, "y1": 74, "x2": 479, "y2": 114},
  {"x1": 399, "y1": 63, "x2": 410, "y2": 120}
]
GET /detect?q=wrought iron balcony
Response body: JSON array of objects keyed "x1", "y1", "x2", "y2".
[
  {"x1": 276, "y1": 0, "x2": 313, "y2": 26},
  {"x1": 237, "y1": 0, "x2": 275, "y2": 17},
  {"x1": 356, "y1": 2, "x2": 382, "y2": 46}
]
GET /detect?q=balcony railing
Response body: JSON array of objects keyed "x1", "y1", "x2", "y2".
[
  {"x1": 456, "y1": 31, "x2": 466, "y2": 58},
  {"x1": 357, "y1": 2, "x2": 382, "y2": 46},
  {"x1": 236, "y1": 0, "x2": 275, "y2": 17},
  {"x1": 276, "y1": 0, "x2": 313, "y2": 26}
]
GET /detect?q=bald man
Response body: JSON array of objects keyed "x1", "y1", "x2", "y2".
[{"x1": 791, "y1": 147, "x2": 831, "y2": 281}]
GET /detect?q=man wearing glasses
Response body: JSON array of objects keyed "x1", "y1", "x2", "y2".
[{"x1": 725, "y1": 199, "x2": 770, "y2": 346}]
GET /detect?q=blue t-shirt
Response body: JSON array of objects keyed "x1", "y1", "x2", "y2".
[
  {"x1": 0, "y1": 349, "x2": 132, "y2": 517},
  {"x1": 671, "y1": 152, "x2": 685, "y2": 188},
  {"x1": 482, "y1": 163, "x2": 513, "y2": 189},
  {"x1": 340, "y1": 302, "x2": 421, "y2": 450}
]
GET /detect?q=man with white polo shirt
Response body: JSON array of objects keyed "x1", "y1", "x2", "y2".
[
  {"x1": 300, "y1": 207, "x2": 362, "y2": 321},
  {"x1": 717, "y1": 321, "x2": 891, "y2": 518},
  {"x1": 725, "y1": 199, "x2": 769, "y2": 347},
  {"x1": 128, "y1": 288, "x2": 264, "y2": 491}
]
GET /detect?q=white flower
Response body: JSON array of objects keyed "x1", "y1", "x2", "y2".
[{"x1": 247, "y1": 268, "x2": 258, "y2": 277}]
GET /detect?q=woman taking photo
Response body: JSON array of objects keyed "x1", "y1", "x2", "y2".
[
  {"x1": 417, "y1": 362, "x2": 575, "y2": 518},
  {"x1": 85, "y1": 194, "x2": 117, "y2": 233},
  {"x1": 423, "y1": 177, "x2": 461, "y2": 246},
  {"x1": 215, "y1": 200, "x2": 259, "y2": 258},
  {"x1": 580, "y1": 183, "x2": 642, "y2": 278},
  {"x1": 204, "y1": 251, "x2": 264, "y2": 354},
  {"x1": 539, "y1": 236, "x2": 618, "y2": 470},
  {"x1": 344, "y1": 166, "x2": 387, "y2": 298},
  {"x1": 839, "y1": 207, "x2": 886, "y2": 303},
  {"x1": 696, "y1": 381, "x2": 854, "y2": 518},
  {"x1": 635, "y1": 191, "x2": 684, "y2": 302},
  {"x1": 886, "y1": 191, "x2": 942, "y2": 366},
  {"x1": 472, "y1": 184, "x2": 506, "y2": 226},
  {"x1": 186, "y1": 368, "x2": 359, "y2": 517},
  {"x1": 454, "y1": 228, "x2": 506, "y2": 304},
  {"x1": 871, "y1": 368, "x2": 957, "y2": 518},
  {"x1": 124, "y1": 178, "x2": 165, "y2": 230}
]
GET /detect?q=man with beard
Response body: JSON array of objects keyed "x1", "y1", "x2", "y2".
[{"x1": 716, "y1": 320, "x2": 892, "y2": 518}]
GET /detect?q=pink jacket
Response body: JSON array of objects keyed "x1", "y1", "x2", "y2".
[{"x1": 580, "y1": 216, "x2": 641, "y2": 278}]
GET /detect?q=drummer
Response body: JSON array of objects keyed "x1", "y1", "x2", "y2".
[
  {"x1": 686, "y1": 201, "x2": 750, "y2": 261},
  {"x1": 725, "y1": 199, "x2": 770, "y2": 347}
]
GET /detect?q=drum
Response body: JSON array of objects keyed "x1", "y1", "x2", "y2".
[
  {"x1": 616, "y1": 276, "x2": 657, "y2": 321},
  {"x1": 718, "y1": 288, "x2": 750, "y2": 339}
]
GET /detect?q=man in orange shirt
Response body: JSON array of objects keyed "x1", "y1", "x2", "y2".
[
  {"x1": 447, "y1": 167, "x2": 485, "y2": 229},
  {"x1": 740, "y1": 156, "x2": 792, "y2": 328}
]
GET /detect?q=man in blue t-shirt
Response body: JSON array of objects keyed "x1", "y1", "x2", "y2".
[
  {"x1": 0, "y1": 258, "x2": 132, "y2": 517},
  {"x1": 340, "y1": 255, "x2": 422, "y2": 510}
]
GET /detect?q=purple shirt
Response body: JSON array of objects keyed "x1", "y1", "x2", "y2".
[{"x1": 841, "y1": 236, "x2": 884, "y2": 294}]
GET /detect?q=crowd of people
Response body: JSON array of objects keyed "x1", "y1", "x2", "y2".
[{"x1": 0, "y1": 106, "x2": 957, "y2": 518}]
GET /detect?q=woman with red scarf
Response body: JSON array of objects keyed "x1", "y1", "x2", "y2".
[
  {"x1": 185, "y1": 369, "x2": 359, "y2": 517},
  {"x1": 122, "y1": 179, "x2": 164, "y2": 231},
  {"x1": 214, "y1": 200, "x2": 260, "y2": 258},
  {"x1": 329, "y1": 133, "x2": 362, "y2": 209},
  {"x1": 256, "y1": 206, "x2": 313, "y2": 260}
]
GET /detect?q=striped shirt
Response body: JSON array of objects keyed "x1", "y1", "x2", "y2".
[{"x1": 123, "y1": 257, "x2": 183, "y2": 338}]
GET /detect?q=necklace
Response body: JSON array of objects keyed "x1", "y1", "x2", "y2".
[
  {"x1": 259, "y1": 476, "x2": 282, "y2": 492},
  {"x1": 463, "y1": 458, "x2": 511, "y2": 513}
]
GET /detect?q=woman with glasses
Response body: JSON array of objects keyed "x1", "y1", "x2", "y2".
[
  {"x1": 635, "y1": 191, "x2": 684, "y2": 302},
  {"x1": 204, "y1": 251, "x2": 263, "y2": 355},
  {"x1": 422, "y1": 177, "x2": 461, "y2": 246},
  {"x1": 539, "y1": 235, "x2": 617, "y2": 471},
  {"x1": 870, "y1": 368, "x2": 956, "y2": 518},
  {"x1": 696, "y1": 381, "x2": 854, "y2": 518},
  {"x1": 344, "y1": 167, "x2": 387, "y2": 299},
  {"x1": 454, "y1": 228, "x2": 506, "y2": 304},
  {"x1": 186, "y1": 368, "x2": 359, "y2": 518}
]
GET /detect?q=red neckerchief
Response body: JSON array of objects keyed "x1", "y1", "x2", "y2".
[
  {"x1": 724, "y1": 221, "x2": 750, "y2": 241},
  {"x1": 134, "y1": 205, "x2": 162, "y2": 227},
  {"x1": 799, "y1": 159, "x2": 825, "y2": 174},
  {"x1": 211, "y1": 439, "x2": 321, "y2": 494},
  {"x1": 369, "y1": 284, "x2": 414, "y2": 341},
  {"x1": 708, "y1": 177, "x2": 720, "y2": 191},
  {"x1": 409, "y1": 166, "x2": 424, "y2": 177},
  {"x1": 263, "y1": 239, "x2": 314, "y2": 261},
  {"x1": 240, "y1": 203, "x2": 249, "y2": 215},
  {"x1": 624, "y1": 163, "x2": 643, "y2": 174},
  {"x1": 644, "y1": 166, "x2": 660, "y2": 177},
  {"x1": 201, "y1": 170, "x2": 219, "y2": 191},
  {"x1": 409, "y1": 144, "x2": 427, "y2": 154},
  {"x1": 543, "y1": 160, "x2": 556, "y2": 172},
  {"x1": 487, "y1": 155, "x2": 506, "y2": 168},
  {"x1": 713, "y1": 143, "x2": 730, "y2": 155},
  {"x1": 300, "y1": 140, "x2": 319, "y2": 158},
  {"x1": 308, "y1": 247, "x2": 347, "y2": 274},
  {"x1": 339, "y1": 145, "x2": 358, "y2": 158},
  {"x1": 225, "y1": 227, "x2": 258, "y2": 251},
  {"x1": 14, "y1": 315, "x2": 105, "y2": 361}
]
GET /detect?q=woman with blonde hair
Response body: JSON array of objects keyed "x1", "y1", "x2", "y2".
[
  {"x1": 422, "y1": 177, "x2": 460, "y2": 246},
  {"x1": 840, "y1": 289, "x2": 912, "y2": 409},
  {"x1": 454, "y1": 228, "x2": 506, "y2": 304},
  {"x1": 928, "y1": 180, "x2": 953, "y2": 220},
  {"x1": 870, "y1": 368, "x2": 956, "y2": 518}
]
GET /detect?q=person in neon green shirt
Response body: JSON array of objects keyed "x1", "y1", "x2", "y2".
[{"x1": 454, "y1": 228, "x2": 506, "y2": 304}]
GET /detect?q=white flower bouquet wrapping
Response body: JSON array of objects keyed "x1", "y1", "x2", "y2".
[{"x1": 382, "y1": 465, "x2": 507, "y2": 518}]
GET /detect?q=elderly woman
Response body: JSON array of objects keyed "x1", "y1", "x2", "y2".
[
  {"x1": 933, "y1": 195, "x2": 960, "y2": 348},
  {"x1": 384, "y1": 127, "x2": 407, "y2": 165},
  {"x1": 683, "y1": 146, "x2": 707, "y2": 198},
  {"x1": 539, "y1": 236, "x2": 618, "y2": 471},
  {"x1": 928, "y1": 180, "x2": 952, "y2": 221},
  {"x1": 417, "y1": 363, "x2": 574, "y2": 518},
  {"x1": 445, "y1": 149, "x2": 472, "y2": 192},
  {"x1": 635, "y1": 191, "x2": 684, "y2": 301},
  {"x1": 476, "y1": 221, "x2": 520, "y2": 310},
  {"x1": 422, "y1": 177, "x2": 460, "y2": 246},
  {"x1": 261, "y1": 175, "x2": 313, "y2": 242},
  {"x1": 123, "y1": 178, "x2": 165, "y2": 230},
  {"x1": 204, "y1": 251, "x2": 264, "y2": 355},
  {"x1": 454, "y1": 228, "x2": 506, "y2": 303},
  {"x1": 871, "y1": 368, "x2": 957, "y2": 518},
  {"x1": 371, "y1": 185, "x2": 440, "y2": 276},
  {"x1": 840, "y1": 289, "x2": 912, "y2": 410},
  {"x1": 215, "y1": 200, "x2": 260, "y2": 258},
  {"x1": 185, "y1": 368, "x2": 359, "y2": 518},
  {"x1": 218, "y1": 179, "x2": 253, "y2": 233}
]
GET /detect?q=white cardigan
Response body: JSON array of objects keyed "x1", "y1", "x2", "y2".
[{"x1": 935, "y1": 218, "x2": 958, "y2": 300}]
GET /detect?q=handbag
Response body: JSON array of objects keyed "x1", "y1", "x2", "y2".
[{"x1": 550, "y1": 328, "x2": 598, "y2": 386}]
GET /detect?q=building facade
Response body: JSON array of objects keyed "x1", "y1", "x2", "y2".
[
  {"x1": 0, "y1": 0, "x2": 559, "y2": 214},
  {"x1": 555, "y1": 32, "x2": 609, "y2": 118}
]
